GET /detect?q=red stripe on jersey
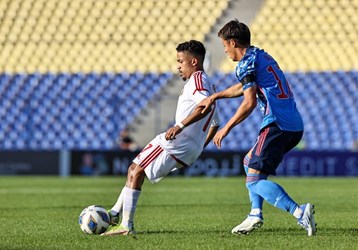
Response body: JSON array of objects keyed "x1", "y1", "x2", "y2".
[
  {"x1": 255, "y1": 127, "x2": 269, "y2": 156},
  {"x1": 140, "y1": 145, "x2": 163, "y2": 169},
  {"x1": 196, "y1": 72, "x2": 203, "y2": 90},
  {"x1": 192, "y1": 72, "x2": 209, "y2": 95},
  {"x1": 202, "y1": 103, "x2": 216, "y2": 132}
]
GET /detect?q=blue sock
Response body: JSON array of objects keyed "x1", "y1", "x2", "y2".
[
  {"x1": 246, "y1": 173, "x2": 298, "y2": 214},
  {"x1": 249, "y1": 191, "x2": 264, "y2": 212},
  {"x1": 244, "y1": 157, "x2": 264, "y2": 212}
]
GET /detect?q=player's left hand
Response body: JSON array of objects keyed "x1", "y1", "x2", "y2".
[
  {"x1": 165, "y1": 126, "x2": 182, "y2": 140},
  {"x1": 213, "y1": 128, "x2": 229, "y2": 149}
]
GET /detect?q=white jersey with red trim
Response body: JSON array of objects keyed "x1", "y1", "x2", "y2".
[
  {"x1": 133, "y1": 71, "x2": 220, "y2": 180},
  {"x1": 177, "y1": 70, "x2": 220, "y2": 141},
  {"x1": 175, "y1": 70, "x2": 220, "y2": 134}
]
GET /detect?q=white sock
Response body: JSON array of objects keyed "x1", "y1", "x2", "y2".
[
  {"x1": 121, "y1": 187, "x2": 141, "y2": 229},
  {"x1": 293, "y1": 206, "x2": 303, "y2": 219},
  {"x1": 250, "y1": 208, "x2": 262, "y2": 216},
  {"x1": 110, "y1": 187, "x2": 125, "y2": 215}
]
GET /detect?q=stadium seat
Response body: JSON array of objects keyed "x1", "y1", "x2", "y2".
[
  {"x1": 0, "y1": 0, "x2": 229, "y2": 73},
  {"x1": 0, "y1": 72, "x2": 173, "y2": 149},
  {"x1": 208, "y1": 71, "x2": 358, "y2": 151},
  {"x1": 220, "y1": 0, "x2": 358, "y2": 72},
  {"x1": 0, "y1": 0, "x2": 357, "y2": 151}
]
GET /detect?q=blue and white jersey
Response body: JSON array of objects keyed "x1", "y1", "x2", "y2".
[{"x1": 235, "y1": 46, "x2": 304, "y2": 131}]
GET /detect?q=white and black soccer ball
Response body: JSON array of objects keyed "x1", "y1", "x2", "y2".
[{"x1": 78, "y1": 205, "x2": 110, "y2": 235}]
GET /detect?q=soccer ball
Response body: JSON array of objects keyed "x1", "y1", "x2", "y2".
[{"x1": 78, "y1": 205, "x2": 110, "y2": 235}]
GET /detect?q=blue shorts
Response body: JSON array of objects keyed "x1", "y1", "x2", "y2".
[{"x1": 248, "y1": 123, "x2": 303, "y2": 175}]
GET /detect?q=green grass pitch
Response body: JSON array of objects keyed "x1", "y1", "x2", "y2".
[{"x1": 0, "y1": 176, "x2": 357, "y2": 249}]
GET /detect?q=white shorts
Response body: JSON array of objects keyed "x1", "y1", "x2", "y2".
[{"x1": 132, "y1": 133, "x2": 201, "y2": 183}]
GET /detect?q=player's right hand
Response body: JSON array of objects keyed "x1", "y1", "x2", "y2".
[
  {"x1": 213, "y1": 128, "x2": 229, "y2": 149},
  {"x1": 165, "y1": 126, "x2": 182, "y2": 140}
]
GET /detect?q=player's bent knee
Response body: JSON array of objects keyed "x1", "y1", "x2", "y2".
[
  {"x1": 127, "y1": 164, "x2": 144, "y2": 181},
  {"x1": 126, "y1": 163, "x2": 145, "y2": 189}
]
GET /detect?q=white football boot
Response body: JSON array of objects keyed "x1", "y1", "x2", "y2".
[
  {"x1": 231, "y1": 213, "x2": 264, "y2": 235},
  {"x1": 297, "y1": 203, "x2": 317, "y2": 236}
]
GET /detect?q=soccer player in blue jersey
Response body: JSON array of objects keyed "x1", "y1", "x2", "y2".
[{"x1": 200, "y1": 19, "x2": 316, "y2": 236}]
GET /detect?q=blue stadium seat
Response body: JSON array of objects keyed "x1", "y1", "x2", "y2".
[
  {"x1": 0, "y1": 71, "x2": 356, "y2": 150},
  {"x1": 205, "y1": 71, "x2": 358, "y2": 151}
]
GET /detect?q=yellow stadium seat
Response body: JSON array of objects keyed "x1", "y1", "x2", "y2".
[
  {"x1": 0, "y1": 0, "x2": 248, "y2": 73},
  {"x1": 224, "y1": 0, "x2": 358, "y2": 72}
]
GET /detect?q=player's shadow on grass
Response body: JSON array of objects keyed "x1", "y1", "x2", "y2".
[
  {"x1": 137, "y1": 228, "x2": 308, "y2": 237},
  {"x1": 319, "y1": 227, "x2": 358, "y2": 236},
  {"x1": 140, "y1": 203, "x2": 241, "y2": 208},
  {"x1": 126, "y1": 227, "x2": 358, "y2": 237},
  {"x1": 258, "y1": 227, "x2": 312, "y2": 235},
  {"x1": 138, "y1": 229, "x2": 225, "y2": 235},
  {"x1": 251, "y1": 227, "x2": 358, "y2": 236}
]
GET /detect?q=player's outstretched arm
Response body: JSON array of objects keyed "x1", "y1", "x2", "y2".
[
  {"x1": 199, "y1": 82, "x2": 244, "y2": 114},
  {"x1": 213, "y1": 86, "x2": 257, "y2": 148},
  {"x1": 165, "y1": 105, "x2": 211, "y2": 140}
]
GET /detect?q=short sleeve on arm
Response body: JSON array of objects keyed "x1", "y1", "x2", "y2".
[
  {"x1": 236, "y1": 53, "x2": 257, "y2": 91},
  {"x1": 241, "y1": 74, "x2": 256, "y2": 91},
  {"x1": 189, "y1": 74, "x2": 211, "y2": 103}
]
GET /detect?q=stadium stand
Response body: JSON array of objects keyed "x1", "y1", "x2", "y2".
[
  {"x1": 0, "y1": 0, "x2": 228, "y2": 149},
  {"x1": 214, "y1": 0, "x2": 357, "y2": 151},
  {"x1": 0, "y1": 72, "x2": 172, "y2": 149},
  {"x1": 208, "y1": 70, "x2": 358, "y2": 151},
  {"x1": 0, "y1": 0, "x2": 357, "y2": 151},
  {"x1": 220, "y1": 0, "x2": 358, "y2": 72},
  {"x1": 0, "y1": 0, "x2": 229, "y2": 73}
]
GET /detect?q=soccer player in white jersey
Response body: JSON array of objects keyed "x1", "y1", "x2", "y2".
[{"x1": 102, "y1": 40, "x2": 220, "y2": 236}]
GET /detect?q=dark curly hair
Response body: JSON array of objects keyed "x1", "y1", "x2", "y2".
[
  {"x1": 218, "y1": 19, "x2": 251, "y2": 48},
  {"x1": 176, "y1": 40, "x2": 206, "y2": 62}
]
